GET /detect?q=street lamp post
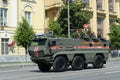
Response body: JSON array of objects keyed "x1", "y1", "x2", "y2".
[
  {"x1": 68, "y1": 0, "x2": 70, "y2": 38},
  {"x1": 44, "y1": 0, "x2": 46, "y2": 35}
]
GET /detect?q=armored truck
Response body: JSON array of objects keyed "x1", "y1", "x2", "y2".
[{"x1": 28, "y1": 36, "x2": 109, "y2": 72}]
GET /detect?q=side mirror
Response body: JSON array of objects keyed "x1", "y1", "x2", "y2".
[{"x1": 48, "y1": 31, "x2": 53, "y2": 37}]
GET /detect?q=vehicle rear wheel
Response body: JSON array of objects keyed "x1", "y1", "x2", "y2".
[
  {"x1": 72, "y1": 56, "x2": 85, "y2": 70},
  {"x1": 93, "y1": 55, "x2": 104, "y2": 68},
  {"x1": 38, "y1": 62, "x2": 51, "y2": 72},
  {"x1": 53, "y1": 56, "x2": 67, "y2": 72}
]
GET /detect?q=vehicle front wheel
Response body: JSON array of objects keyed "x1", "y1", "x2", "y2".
[
  {"x1": 53, "y1": 56, "x2": 67, "y2": 72},
  {"x1": 38, "y1": 62, "x2": 51, "y2": 72},
  {"x1": 93, "y1": 55, "x2": 104, "y2": 68}
]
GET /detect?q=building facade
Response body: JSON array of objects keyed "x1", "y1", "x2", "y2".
[
  {"x1": 0, "y1": 0, "x2": 120, "y2": 56},
  {"x1": 45, "y1": 0, "x2": 120, "y2": 40},
  {"x1": 45, "y1": 0, "x2": 62, "y2": 29},
  {"x1": 0, "y1": 0, "x2": 46, "y2": 55},
  {"x1": 86, "y1": 0, "x2": 120, "y2": 39}
]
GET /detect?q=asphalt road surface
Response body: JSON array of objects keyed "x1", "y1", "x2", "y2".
[{"x1": 0, "y1": 60, "x2": 120, "y2": 80}]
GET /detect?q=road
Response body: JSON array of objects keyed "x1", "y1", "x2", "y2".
[{"x1": 0, "y1": 60, "x2": 120, "y2": 80}]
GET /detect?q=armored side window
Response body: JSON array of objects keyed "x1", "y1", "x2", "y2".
[
  {"x1": 49, "y1": 41, "x2": 56, "y2": 46},
  {"x1": 30, "y1": 39, "x2": 47, "y2": 46},
  {"x1": 30, "y1": 42, "x2": 39, "y2": 46}
]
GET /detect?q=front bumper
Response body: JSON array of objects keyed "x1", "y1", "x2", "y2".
[{"x1": 30, "y1": 57, "x2": 54, "y2": 64}]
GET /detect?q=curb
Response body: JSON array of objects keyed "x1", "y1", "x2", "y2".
[{"x1": 0, "y1": 62, "x2": 36, "y2": 68}]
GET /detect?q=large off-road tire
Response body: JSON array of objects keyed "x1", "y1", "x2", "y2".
[
  {"x1": 72, "y1": 56, "x2": 85, "y2": 70},
  {"x1": 38, "y1": 62, "x2": 51, "y2": 72},
  {"x1": 53, "y1": 56, "x2": 67, "y2": 72},
  {"x1": 93, "y1": 55, "x2": 104, "y2": 68}
]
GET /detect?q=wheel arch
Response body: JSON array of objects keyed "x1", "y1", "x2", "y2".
[
  {"x1": 96, "y1": 53, "x2": 104, "y2": 58},
  {"x1": 54, "y1": 54, "x2": 69, "y2": 62},
  {"x1": 74, "y1": 54, "x2": 86, "y2": 62}
]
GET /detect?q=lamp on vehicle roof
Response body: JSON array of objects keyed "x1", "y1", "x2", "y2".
[{"x1": 48, "y1": 31, "x2": 53, "y2": 38}]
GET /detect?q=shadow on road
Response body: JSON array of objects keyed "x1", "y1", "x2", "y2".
[{"x1": 30, "y1": 65, "x2": 106, "y2": 73}]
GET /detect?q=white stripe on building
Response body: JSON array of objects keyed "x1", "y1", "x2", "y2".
[{"x1": 10, "y1": 0, "x2": 17, "y2": 27}]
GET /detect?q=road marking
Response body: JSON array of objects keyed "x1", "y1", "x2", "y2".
[
  {"x1": 0, "y1": 68, "x2": 29, "y2": 73},
  {"x1": 105, "y1": 66, "x2": 120, "y2": 69},
  {"x1": 0, "y1": 76, "x2": 20, "y2": 80},
  {"x1": 105, "y1": 70, "x2": 120, "y2": 74}
]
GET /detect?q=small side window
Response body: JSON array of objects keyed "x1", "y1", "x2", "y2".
[{"x1": 49, "y1": 41, "x2": 56, "y2": 46}]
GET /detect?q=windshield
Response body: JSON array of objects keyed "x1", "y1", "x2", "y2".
[{"x1": 30, "y1": 39, "x2": 47, "y2": 46}]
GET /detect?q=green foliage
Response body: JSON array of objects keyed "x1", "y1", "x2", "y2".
[
  {"x1": 109, "y1": 18, "x2": 120, "y2": 49},
  {"x1": 14, "y1": 17, "x2": 35, "y2": 50},
  {"x1": 57, "y1": 1, "x2": 92, "y2": 37},
  {"x1": 84, "y1": 27, "x2": 91, "y2": 35},
  {"x1": 48, "y1": 21, "x2": 64, "y2": 37},
  {"x1": 116, "y1": 18, "x2": 120, "y2": 24}
]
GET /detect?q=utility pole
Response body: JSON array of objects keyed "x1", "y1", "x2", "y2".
[
  {"x1": 68, "y1": 0, "x2": 70, "y2": 38},
  {"x1": 44, "y1": 0, "x2": 46, "y2": 35}
]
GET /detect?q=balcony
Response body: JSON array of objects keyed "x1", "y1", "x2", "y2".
[
  {"x1": 45, "y1": 0, "x2": 62, "y2": 10},
  {"x1": 109, "y1": 11, "x2": 117, "y2": 17},
  {"x1": 21, "y1": 0, "x2": 36, "y2": 3}
]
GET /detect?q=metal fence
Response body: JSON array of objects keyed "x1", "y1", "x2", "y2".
[
  {"x1": 0, "y1": 54, "x2": 31, "y2": 62},
  {"x1": 0, "y1": 42, "x2": 31, "y2": 62},
  {"x1": 109, "y1": 50, "x2": 120, "y2": 60},
  {"x1": 0, "y1": 53, "x2": 120, "y2": 63}
]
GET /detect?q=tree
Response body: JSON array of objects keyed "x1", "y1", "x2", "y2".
[
  {"x1": 48, "y1": 21, "x2": 64, "y2": 37},
  {"x1": 14, "y1": 17, "x2": 35, "y2": 55},
  {"x1": 109, "y1": 18, "x2": 120, "y2": 49},
  {"x1": 57, "y1": 1, "x2": 93, "y2": 37}
]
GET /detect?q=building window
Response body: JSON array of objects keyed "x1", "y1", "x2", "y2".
[
  {"x1": 97, "y1": 17, "x2": 104, "y2": 36},
  {"x1": 0, "y1": 8, "x2": 7, "y2": 26},
  {"x1": 109, "y1": 19, "x2": 115, "y2": 25},
  {"x1": 25, "y1": 11, "x2": 31, "y2": 23},
  {"x1": 109, "y1": 0, "x2": 114, "y2": 12},
  {"x1": 1, "y1": 38, "x2": 9, "y2": 55},
  {"x1": 2, "y1": 0, "x2": 8, "y2": 6},
  {"x1": 82, "y1": 0, "x2": 89, "y2": 7},
  {"x1": 96, "y1": 0, "x2": 102, "y2": 9}
]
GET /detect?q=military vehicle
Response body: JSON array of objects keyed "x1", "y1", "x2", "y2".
[{"x1": 28, "y1": 34, "x2": 109, "y2": 72}]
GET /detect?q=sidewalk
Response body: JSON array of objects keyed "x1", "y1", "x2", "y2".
[
  {"x1": 107, "y1": 54, "x2": 120, "y2": 62},
  {"x1": 0, "y1": 62, "x2": 36, "y2": 68},
  {"x1": 108, "y1": 57, "x2": 120, "y2": 62}
]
